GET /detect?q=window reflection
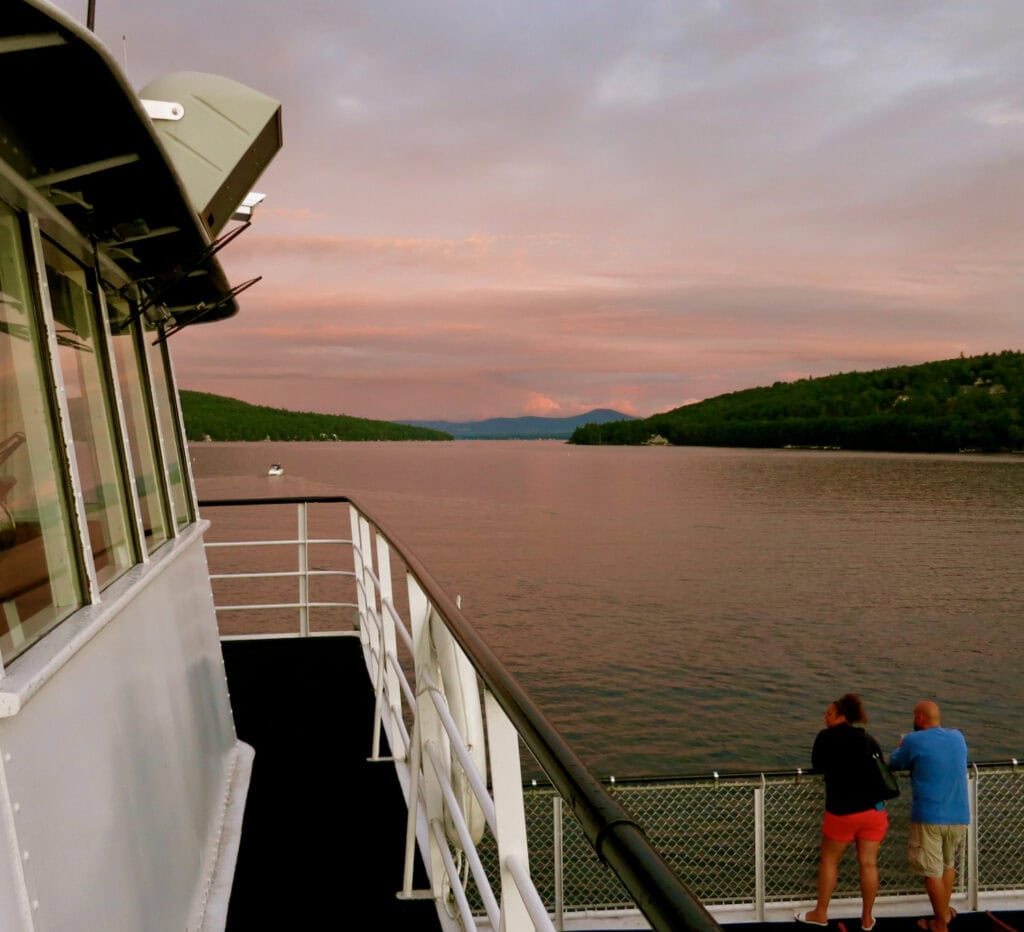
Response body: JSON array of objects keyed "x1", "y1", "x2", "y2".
[
  {"x1": 0, "y1": 205, "x2": 82, "y2": 661},
  {"x1": 108, "y1": 296, "x2": 170, "y2": 553},
  {"x1": 44, "y1": 241, "x2": 134, "y2": 588},
  {"x1": 146, "y1": 330, "x2": 192, "y2": 529}
]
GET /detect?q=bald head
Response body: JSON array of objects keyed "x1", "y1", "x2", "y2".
[{"x1": 914, "y1": 700, "x2": 942, "y2": 729}]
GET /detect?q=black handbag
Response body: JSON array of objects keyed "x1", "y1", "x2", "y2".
[{"x1": 872, "y1": 752, "x2": 900, "y2": 800}]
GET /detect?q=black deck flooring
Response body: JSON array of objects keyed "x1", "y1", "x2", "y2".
[{"x1": 222, "y1": 636, "x2": 441, "y2": 930}]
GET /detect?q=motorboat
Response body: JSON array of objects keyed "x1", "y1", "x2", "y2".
[{"x1": 267, "y1": 464, "x2": 284, "y2": 476}]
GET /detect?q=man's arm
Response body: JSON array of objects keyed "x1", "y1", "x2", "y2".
[{"x1": 889, "y1": 735, "x2": 911, "y2": 770}]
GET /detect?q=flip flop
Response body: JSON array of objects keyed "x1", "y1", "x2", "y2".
[
  {"x1": 795, "y1": 912, "x2": 828, "y2": 927},
  {"x1": 861, "y1": 920, "x2": 876, "y2": 931}
]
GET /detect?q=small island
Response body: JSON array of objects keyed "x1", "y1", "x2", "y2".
[{"x1": 570, "y1": 351, "x2": 1024, "y2": 453}]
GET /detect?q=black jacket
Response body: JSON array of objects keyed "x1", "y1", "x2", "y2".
[{"x1": 812, "y1": 722, "x2": 885, "y2": 815}]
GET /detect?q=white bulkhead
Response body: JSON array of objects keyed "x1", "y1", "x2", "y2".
[{"x1": 0, "y1": 1, "x2": 280, "y2": 928}]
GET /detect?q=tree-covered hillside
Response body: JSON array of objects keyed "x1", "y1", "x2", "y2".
[
  {"x1": 570, "y1": 351, "x2": 1024, "y2": 453},
  {"x1": 180, "y1": 391, "x2": 452, "y2": 442}
]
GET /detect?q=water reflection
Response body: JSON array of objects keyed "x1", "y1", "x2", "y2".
[{"x1": 193, "y1": 441, "x2": 1024, "y2": 777}]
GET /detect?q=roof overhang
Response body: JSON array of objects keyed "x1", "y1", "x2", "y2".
[{"x1": 0, "y1": 0, "x2": 281, "y2": 326}]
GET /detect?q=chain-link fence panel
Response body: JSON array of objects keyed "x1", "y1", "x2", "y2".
[
  {"x1": 614, "y1": 780, "x2": 758, "y2": 905},
  {"x1": 977, "y1": 767, "x2": 1024, "y2": 890},
  {"x1": 469, "y1": 766, "x2": 1018, "y2": 920}
]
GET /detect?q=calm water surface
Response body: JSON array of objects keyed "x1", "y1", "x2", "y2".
[{"x1": 193, "y1": 441, "x2": 1024, "y2": 779}]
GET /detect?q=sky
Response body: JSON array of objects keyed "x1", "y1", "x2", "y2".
[{"x1": 56, "y1": 0, "x2": 1024, "y2": 421}]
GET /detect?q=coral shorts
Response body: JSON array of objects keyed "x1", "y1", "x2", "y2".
[{"x1": 822, "y1": 807, "x2": 889, "y2": 843}]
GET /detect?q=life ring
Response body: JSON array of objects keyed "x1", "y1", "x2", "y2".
[{"x1": 433, "y1": 622, "x2": 487, "y2": 848}]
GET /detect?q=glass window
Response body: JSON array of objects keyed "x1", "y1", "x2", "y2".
[
  {"x1": 107, "y1": 295, "x2": 170, "y2": 553},
  {"x1": 146, "y1": 329, "x2": 193, "y2": 530},
  {"x1": 44, "y1": 240, "x2": 134, "y2": 588},
  {"x1": 0, "y1": 204, "x2": 82, "y2": 662}
]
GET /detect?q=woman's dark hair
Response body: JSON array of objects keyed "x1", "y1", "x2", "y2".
[{"x1": 835, "y1": 692, "x2": 867, "y2": 724}]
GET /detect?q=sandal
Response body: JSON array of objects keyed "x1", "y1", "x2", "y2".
[
  {"x1": 916, "y1": 909, "x2": 958, "y2": 931},
  {"x1": 795, "y1": 913, "x2": 828, "y2": 927}
]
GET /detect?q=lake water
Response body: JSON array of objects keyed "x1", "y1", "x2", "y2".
[{"x1": 192, "y1": 441, "x2": 1024, "y2": 779}]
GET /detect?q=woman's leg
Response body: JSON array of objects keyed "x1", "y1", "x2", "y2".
[
  {"x1": 856, "y1": 838, "x2": 882, "y2": 928},
  {"x1": 807, "y1": 837, "x2": 849, "y2": 923}
]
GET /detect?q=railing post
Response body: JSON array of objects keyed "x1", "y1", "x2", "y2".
[
  {"x1": 370, "y1": 624, "x2": 387, "y2": 762},
  {"x1": 349, "y1": 504, "x2": 368, "y2": 632},
  {"x1": 408, "y1": 579, "x2": 446, "y2": 899},
  {"x1": 485, "y1": 687, "x2": 533, "y2": 931},
  {"x1": 754, "y1": 776, "x2": 766, "y2": 922},
  {"x1": 370, "y1": 532, "x2": 402, "y2": 761},
  {"x1": 399, "y1": 713, "x2": 427, "y2": 898},
  {"x1": 553, "y1": 795, "x2": 564, "y2": 932},
  {"x1": 967, "y1": 764, "x2": 979, "y2": 910},
  {"x1": 297, "y1": 500, "x2": 309, "y2": 637},
  {"x1": 358, "y1": 515, "x2": 376, "y2": 678}
]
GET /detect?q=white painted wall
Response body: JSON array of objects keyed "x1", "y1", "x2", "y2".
[{"x1": 0, "y1": 534, "x2": 238, "y2": 931}]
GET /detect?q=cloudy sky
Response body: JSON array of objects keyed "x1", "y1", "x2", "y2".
[{"x1": 58, "y1": 0, "x2": 1024, "y2": 420}]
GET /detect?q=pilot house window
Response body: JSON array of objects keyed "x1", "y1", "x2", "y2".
[
  {"x1": 0, "y1": 205, "x2": 83, "y2": 662},
  {"x1": 108, "y1": 297, "x2": 171, "y2": 553},
  {"x1": 44, "y1": 241, "x2": 135, "y2": 589},
  {"x1": 146, "y1": 331, "x2": 193, "y2": 530}
]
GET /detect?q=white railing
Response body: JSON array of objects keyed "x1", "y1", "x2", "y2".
[
  {"x1": 206, "y1": 499, "x2": 357, "y2": 639},
  {"x1": 201, "y1": 496, "x2": 714, "y2": 932},
  {"x1": 350, "y1": 503, "x2": 553, "y2": 931}
]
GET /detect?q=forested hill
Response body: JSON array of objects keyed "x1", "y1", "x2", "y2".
[
  {"x1": 180, "y1": 391, "x2": 452, "y2": 442},
  {"x1": 570, "y1": 351, "x2": 1024, "y2": 453}
]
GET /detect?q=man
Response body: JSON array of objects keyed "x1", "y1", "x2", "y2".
[{"x1": 889, "y1": 701, "x2": 969, "y2": 932}]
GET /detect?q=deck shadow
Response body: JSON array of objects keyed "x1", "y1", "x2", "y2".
[{"x1": 222, "y1": 636, "x2": 440, "y2": 929}]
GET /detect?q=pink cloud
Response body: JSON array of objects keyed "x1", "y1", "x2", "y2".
[{"x1": 523, "y1": 392, "x2": 562, "y2": 415}]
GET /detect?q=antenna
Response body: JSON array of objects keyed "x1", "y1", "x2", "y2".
[{"x1": 122, "y1": 35, "x2": 128, "y2": 74}]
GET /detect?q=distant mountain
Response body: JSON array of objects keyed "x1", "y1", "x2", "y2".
[
  {"x1": 397, "y1": 409, "x2": 635, "y2": 439},
  {"x1": 180, "y1": 391, "x2": 452, "y2": 441},
  {"x1": 570, "y1": 351, "x2": 1024, "y2": 453}
]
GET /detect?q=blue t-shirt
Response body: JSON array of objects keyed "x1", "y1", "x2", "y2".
[{"x1": 889, "y1": 727, "x2": 969, "y2": 825}]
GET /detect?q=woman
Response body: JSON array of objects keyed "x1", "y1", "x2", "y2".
[{"x1": 795, "y1": 693, "x2": 890, "y2": 932}]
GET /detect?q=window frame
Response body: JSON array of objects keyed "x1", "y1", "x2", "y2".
[
  {"x1": 105, "y1": 289, "x2": 173, "y2": 555},
  {"x1": 144, "y1": 326, "x2": 196, "y2": 530},
  {"x1": 0, "y1": 206, "x2": 86, "y2": 669},
  {"x1": 0, "y1": 179, "x2": 201, "y2": 670},
  {"x1": 39, "y1": 231, "x2": 141, "y2": 588}
]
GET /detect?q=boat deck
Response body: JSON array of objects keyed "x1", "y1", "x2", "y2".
[
  {"x1": 219, "y1": 635, "x2": 1024, "y2": 932},
  {"x1": 222, "y1": 636, "x2": 441, "y2": 930}
]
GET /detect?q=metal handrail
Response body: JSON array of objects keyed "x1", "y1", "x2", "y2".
[{"x1": 199, "y1": 494, "x2": 721, "y2": 932}]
